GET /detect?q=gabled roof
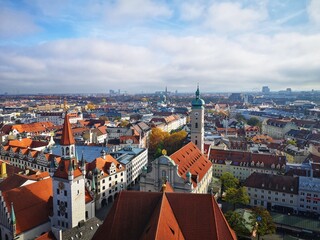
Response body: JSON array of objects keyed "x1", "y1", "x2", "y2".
[
  {"x1": 170, "y1": 142, "x2": 212, "y2": 187},
  {"x1": 53, "y1": 159, "x2": 82, "y2": 179},
  {"x1": 92, "y1": 191, "x2": 236, "y2": 240},
  {"x1": 86, "y1": 155, "x2": 125, "y2": 178},
  {"x1": 60, "y1": 114, "x2": 75, "y2": 145},
  {"x1": 8, "y1": 138, "x2": 48, "y2": 149},
  {"x1": 2, "y1": 178, "x2": 53, "y2": 234}
]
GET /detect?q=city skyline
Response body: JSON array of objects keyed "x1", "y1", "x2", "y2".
[{"x1": 1, "y1": 0, "x2": 320, "y2": 94}]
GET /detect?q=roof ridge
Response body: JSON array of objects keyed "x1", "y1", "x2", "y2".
[
  {"x1": 154, "y1": 192, "x2": 166, "y2": 240},
  {"x1": 210, "y1": 195, "x2": 219, "y2": 240}
]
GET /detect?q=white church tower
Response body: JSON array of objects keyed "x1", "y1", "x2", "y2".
[
  {"x1": 51, "y1": 113, "x2": 86, "y2": 232},
  {"x1": 191, "y1": 85, "x2": 205, "y2": 153}
]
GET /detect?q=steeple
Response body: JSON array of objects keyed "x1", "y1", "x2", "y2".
[
  {"x1": 196, "y1": 84, "x2": 200, "y2": 99},
  {"x1": 60, "y1": 113, "x2": 76, "y2": 159},
  {"x1": 61, "y1": 113, "x2": 75, "y2": 146}
]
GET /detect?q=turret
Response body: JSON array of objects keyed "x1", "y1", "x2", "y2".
[
  {"x1": 100, "y1": 149, "x2": 106, "y2": 159},
  {"x1": 186, "y1": 171, "x2": 192, "y2": 184},
  {"x1": 11, "y1": 202, "x2": 16, "y2": 238}
]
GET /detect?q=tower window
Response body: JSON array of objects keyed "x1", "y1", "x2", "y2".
[
  {"x1": 64, "y1": 190, "x2": 67, "y2": 196},
  {"x1": 195, "y1": 123, "x2": 198, "y2": 128},
  {"x1": 195, "y1": 140, "x2": 198, "y2": 145}
]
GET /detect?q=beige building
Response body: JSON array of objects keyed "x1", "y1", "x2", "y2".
[
  {"x1": 140, "y1": 142, "x2": 212, "y2": 194},
  {"x1": 262, "y1": 118, "x2": 298, "y2": 139}
]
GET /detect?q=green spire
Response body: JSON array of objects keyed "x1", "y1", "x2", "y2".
[
  {"x1": 11, "y1": 202, "x2": 16, "y2": 224},
  {"x1": 196, "y1": 84, "x2": 200, "y2": 99}
]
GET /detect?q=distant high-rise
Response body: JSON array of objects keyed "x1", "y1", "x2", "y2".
[{"x1": 262, "y1": 86, "x2": 270, "y2": 94}]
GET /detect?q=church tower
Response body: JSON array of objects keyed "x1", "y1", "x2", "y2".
[
  {"x1": 191, "y1": 85, "x2": 205, "y2": 153},
  {"x1": 51, "y1": 113, "x2": 85, "y2": 231}
]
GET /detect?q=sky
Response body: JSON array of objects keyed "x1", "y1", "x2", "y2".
[{"x1": 0, "y1": 0, "x2": 320, "y2": 94}]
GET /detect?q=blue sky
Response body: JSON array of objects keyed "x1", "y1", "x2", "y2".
[{"x1": 0, "y1": 0, "x2": 319, "y2": 94}]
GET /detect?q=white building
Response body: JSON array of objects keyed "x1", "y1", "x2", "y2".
[
  {"x1": 86, "y1": 150, "x2": 126, "y2": 209},
  {"x1": 110, "y1": 146, "x2": 148, "y2": 186},
  {"x1": 245, "y1": 172, "x2": 299, "y2": 214},
  {"x1": 298, "y1": 176, "x2": 320, "y2": 215}
]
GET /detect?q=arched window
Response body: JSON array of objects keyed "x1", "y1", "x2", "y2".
[
  {"x1": 61, "y1": 148, "x2": 64, "y2": 155},
  {"x1": 66, "y1": 147, "x2": 70, "y2": 155},
  {"x1": 71, "y1": 146, "x2": 74, "y2": 155},
  {"x1": 195, "y1": 122, "x2": 198, "y2": 128},
  {"x1": 195, "y1": 140, "x2": 198, "y2": 145},
  {"x1": 162, "y1": 170, "x2": 166, "y2": 177}
]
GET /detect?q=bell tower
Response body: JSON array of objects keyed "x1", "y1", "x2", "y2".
[
  {"x1": 51, "y1": 113, "x2": 85, "y2": 231},
  {"x1": 191, "y1": 85, "x2": 205, "y2": 153}
]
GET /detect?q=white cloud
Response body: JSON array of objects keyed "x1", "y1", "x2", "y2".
[
  {"x1": 0, "y1": 8, "x2": 40, "y2": 38},
  {"x1": 308, "y1": 0, "x2": 320, "y2": 25},
  {"x1": 180, "y1": 2, "x2": 205, "y2": 21},
  {"x1": 1, "y1": 31, "x2": 319, "y2": 94},
  {"x1": 104, "y1": 0, "x2": 172, "y2": 24},
  {"x1": 204, "y1": 2, "x2": 266, "y2": 32}
]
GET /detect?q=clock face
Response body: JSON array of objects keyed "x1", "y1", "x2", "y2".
[
  {"x1": 194, "y1": 112, "x2": 199, "y2": 117},
  {"x1": 58, "y1": 182, "x2": 65, "y2": 190}
]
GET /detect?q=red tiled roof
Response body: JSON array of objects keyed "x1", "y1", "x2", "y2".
[
  {"x1": 209, "y1": 148, "x2": 286, "y2": 168},
  {"x1": 60, "y1": 114, "x2": 75, "y2": 145},
  {"x1": 53, "y1": 159, "x2": 82, "y2": 179},
  {"x1": 86, "y1": 155, "x2": 125, "y2": 177},
  {"x1": 35, "y1": 231, "x2": 56, "y2": 240},
  {"x1": 170, "y1": 142, "x2": 212, "y2": 187},
  {"x1": 92, "y1": 191, "x2": 236, "y2": 240},
  {"x1": 2, "y1": 178, "x2": 53, "y2": 234},
  {"x1": 8, "y1": 138, "x2": 48, "y2": 149},
  {"x1": 0, "y1": 174, "x2": 31, "y2": 192},
  {"x1": 244, "y1": 172, "x2": 299, "y2": 194}
]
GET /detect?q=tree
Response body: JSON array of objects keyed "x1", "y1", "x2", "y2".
[
  {"x1": 287, "y1": 139, "x2": 297, "y2": 146},
  {"x1": 119, "y1": 120, "x2": 129, "y2": 127},
  {"x1": 224, "y1": 187, "x2": 250, "y2": 210},
  {"x1": 220, "y1": 172, "x2": 239, "y2": 192},
  {"x1": 225, "y1": 211, "x2": 251, "y2": 237},
  {"x1": 164, "y1": 130, "x2": 187, "y2": 155},
  {"x1": 250, "y1": 207, "x2": 276, "y2": 240},
  {"x1": 149, "y1": 128, "x2": 169, "y2": 154},
  {"x1": 247, "y1": 117, "x2": 260, "y2": 126}
]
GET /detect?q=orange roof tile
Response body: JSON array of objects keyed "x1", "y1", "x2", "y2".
[
  {"x1": 2, "y1": 178, "x2": 53, "y2": 234},
  {"x1": 53, "y1": 159, "x2": 82, "y2": 179},
  {"x1": 170, "y1": 142, "x2": 212, "y2": 187},
  {"x1": 86, "y1": 155, "x2": 125, "y2": 177}
]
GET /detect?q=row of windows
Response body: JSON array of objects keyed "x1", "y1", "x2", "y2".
[{"x1": 57, "y1": 220, "x2": 68, "y2": 228}]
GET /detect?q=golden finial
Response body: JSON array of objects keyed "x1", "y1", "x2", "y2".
[{"x1": 162, "y1": 149, "x2": 167, "y2": 155}]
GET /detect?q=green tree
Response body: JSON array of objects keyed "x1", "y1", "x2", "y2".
[
  {"x1": 224, "y1": 187, "x2": 250, "y2": 210},
  {"x1": 250, "y1": 207, "x2": 276, "y2": 240},
  {"x1": 225, "y1": 211, "x2": 251, "y2": 237},
  {"x1": 220, "y1": 172, "x2": 239, "y2": 192},
  {"x1": 287, "y1": 139, "x2": 297, "y2": 146},
  {"x1": 247, "y1": 117, "x2": 260, "y2": 126}
]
